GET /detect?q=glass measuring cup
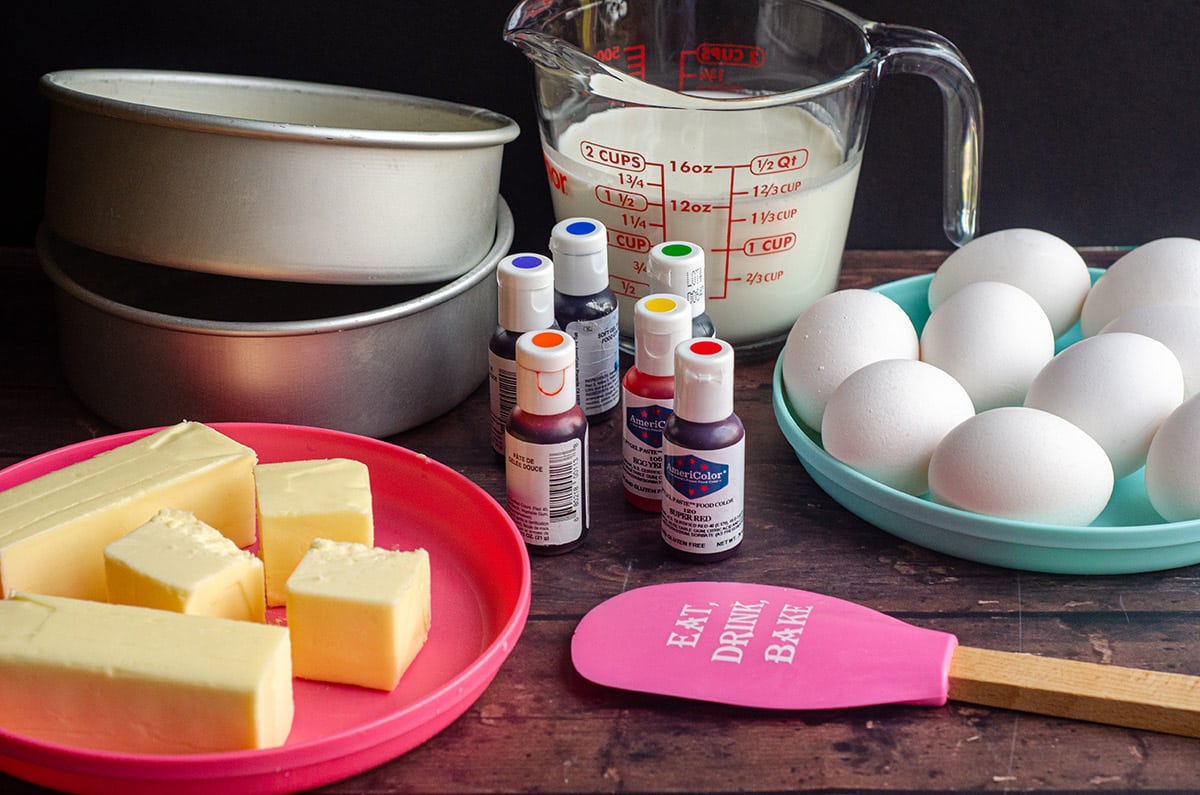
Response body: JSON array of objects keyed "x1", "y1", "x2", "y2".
[{"x1": 504, "y1": 0, "x2": 982, "y2": 351}]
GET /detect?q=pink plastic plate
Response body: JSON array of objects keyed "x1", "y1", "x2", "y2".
[{"x1": 0, "y1": 423, "x2": 531, "y2": 794}]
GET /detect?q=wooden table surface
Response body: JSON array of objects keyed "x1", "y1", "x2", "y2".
[{"x1": 2, "y1": 245, "x2": 1199, "y2": 793}]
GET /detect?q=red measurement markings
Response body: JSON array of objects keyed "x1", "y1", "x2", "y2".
[
  {"x1": 580, "y1": 140, "x2": 645, "y2": 171},
  {"x1": 694, "y1": 43, "x2": 765, "y2": 67},
  {"x1": 610, "y1": 272, "x2": 648, "y2": 300},
  {"x1": 608, "y1": 228, "x2": 653, "y2": 254},
  {"x1": 624, "y1": 45, "x2": 646, "y2": 81},
  {"x1": 593, "y1": 44, "x2": 647, "y2": 81},
  {"x1": 679, "y1": 42, "x2": 764, "y2": 90},
  {"x1": 595, "y1": 184, "x2": 648, "y2": 212},
  {"x1": 744, "y1": 269, "x2": 785, "y2": 284},
  {"x1": 743, "y1": 232, "x2": 797, "y2": 256},
  {"x1": 749, "y1": 207, "x2": 798, "y2": 224},
  {"x1": 750, "y1": 149, "x2": 809, "y2": 174},
  {"x1": 751, "y1": 179, "x2": 803, "y2": 197}
]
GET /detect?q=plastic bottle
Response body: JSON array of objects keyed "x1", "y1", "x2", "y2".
[
  {"x1": 549, "y1": 217, "x2": 621, "y2": 422},
  {"x1": 621, "y1": 294, "x2": 693, "y2": 512},
  {"x1": 505, "y1": 329, "x2": 590, "y2": 554},
  {"x1": 648, "y1": 241, "x2": 716, "y2": 339},
  {"x1": 661, "y1": 338, "x2": 745, "y2": 562},
  {"x1": 488, "y1": 252, "x2": 557, "y2": 457}
]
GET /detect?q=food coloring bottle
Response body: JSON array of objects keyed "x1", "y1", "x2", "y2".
[
  {"x1": 661, "y1": 338, "x2": 744, "y2": 562},
  {"x1": 505, "y1": 329, "x2": 590, "y2": 554},
  {"x1": 622, "y1": 294, "x2": 693, "y2": 512},
  {"x1": 489, "y1": 253, "x2": 557, "y2": 457},
  {"x1": 648, "y1": 241, "x2": 716, "y2": 339},
  {"x1": 549, "y1": 217, "x2": 620, "y2": 422}
]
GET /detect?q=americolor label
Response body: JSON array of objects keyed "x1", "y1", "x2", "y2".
[
  {"x1": 664, "y1": 451, "x2": 730, "y2": 499},
  {"x1": 661, "y1": 438, "x2": 745, "y2": 554},
  {"x1": 621, "y1": 391, "x2": 673, "y2": 501},
  {"x1": 624, "y1": 397, "x2": 671, "y2": 449}
]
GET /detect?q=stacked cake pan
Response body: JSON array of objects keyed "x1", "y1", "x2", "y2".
[{"x1": 37, "y1": 69, "x2": 519, "y2": 437}]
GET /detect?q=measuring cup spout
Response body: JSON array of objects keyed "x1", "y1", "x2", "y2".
[
  {"x1": 866, "y1": 22, "x2": 983, "y2": 247},
  {"x1": 504, "y1": 0, "x2": 691, "y2": 108},
  {"x1": 503, "y1": 2, "x2": 593, "y2": 82}
]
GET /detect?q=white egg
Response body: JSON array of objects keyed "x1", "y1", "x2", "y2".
[
  {"x1": 1079, "y1": 237, "x2": 1200, "y2": 337},
  {"x1": 920, "y1": 280, "x2": 1055, "y2": 411},
  {"x1": 928, "y1": 228, "x2": 1092, "y2": 338},
  {"x1": 1145, "y1": 395, "x2": 1200, "y2": 521},
  {"x1": 928, "y1": 406, "x2": 1114, "y2": 526},
  {"x1": 1100, "y1": 303, "x2": 1200, "y2": 399},
  {"x1": 781, "y1": 289, "x2": 919, "y2": 431},
  {"x1": 821, "y1": 358, "x2": 975, "y2": 495},
  {"x1": 1024, "y1": 332, "x2": 1184, "y2": 478}
]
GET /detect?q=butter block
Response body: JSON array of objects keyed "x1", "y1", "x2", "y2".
[
  {"x1": 0, "y1": 421, "x2": 258, "y2": 601},
  {"x1": 105, "y1": 508, "x2": 266, "y2": 622},
  {"x1": 255, "y1": 458, "x2": 373, "y2": 607},
  {"x1": 286, "y1": 539, "x2": 430, "y2": 691},
  {"x1": 0, "y1": 592, "x2": 293, "y2": 753}
]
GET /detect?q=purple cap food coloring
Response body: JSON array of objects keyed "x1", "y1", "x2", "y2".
[{"x1": 497, "y1": 253, "x2": 555, "y2": 332}]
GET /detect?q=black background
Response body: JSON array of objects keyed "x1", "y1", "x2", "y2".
[{"x1": 4, "y1": 1, "x2": 1197, "y2": 255}]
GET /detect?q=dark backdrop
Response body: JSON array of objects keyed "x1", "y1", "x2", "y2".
[{"x1": 4, "y1": 1, "x2": 1197, "y2": 255}]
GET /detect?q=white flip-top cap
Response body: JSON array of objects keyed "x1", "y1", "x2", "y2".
[
  {"x1": 674, "y1": 338, "x2": 735, "y2": 423},
  {"x1": 515, "y1": 329, "x2": 577, "y2": 416},
  {"x1": 648, "y1": 241, "x2": 706, "y2": 316},
  {"x1": 549, "y1": 217, "x2": 608, "y2": 296},
  {"x1": 497, "y1": 253, "x2": 555, "y2": 332},
  {"x1": 634, "y1": 294, "x2": 693, "y2": 378}
]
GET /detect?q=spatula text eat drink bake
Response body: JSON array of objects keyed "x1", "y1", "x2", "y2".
[{"x1": 571, "y1": 582, "x2": 1200, "y2": 736}]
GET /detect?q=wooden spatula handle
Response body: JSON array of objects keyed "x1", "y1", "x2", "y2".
[{"x1": 947, "y1": 645, "x2": 1200, "y2": 737}]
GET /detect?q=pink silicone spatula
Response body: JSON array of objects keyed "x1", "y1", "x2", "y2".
[{"x1": 571, "y1": 581, "x2": 1200, "y2": 737}]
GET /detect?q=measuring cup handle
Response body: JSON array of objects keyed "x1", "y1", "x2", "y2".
[{"x1": 867, "y1": 23, "x2": 983, "y2": 247}]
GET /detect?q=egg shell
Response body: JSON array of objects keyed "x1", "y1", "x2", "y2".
[
  {"x1": 821, "y1": 358, "x2": 975, "y2": 495},
  {"x1": 1100, "y1": 303, "x2": 1200, "y2": 399},
  {"x1": 919, "y1": 280, "x2": 1055, "y2": 411},
  {"x1": 928, "y1": 406, "x2": 1114, "y2": 526},
  {"x1": 1079, "y1": 237, "x2": 1200, "y2": 337},
  {"x1": 1024, "y1": 332, "x2": 1184, "y2": 479},
  {"x1": 928, "y1": 228, "x2": 1092, "y2": 338},
  {"x1": 781, "y1": 289, "x2": 919, "y2": 431},
  {"x1": 1145, "y1": 395, "x2": 1200, "y2": 521}
]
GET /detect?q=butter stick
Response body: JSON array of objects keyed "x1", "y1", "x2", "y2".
[
  {"x1": 255, "y1": 458, "x2": 373, "y2": 607},
  {"x1": 0, "y1": 421, "x2": 258, "y2": 601},
  {"x1": 0, "y1": 592, "x2": 293, "y2": 753},
  {"x1": 105, "y1": 508, "x2": 266, "y2": 622},
  {"x1": 287, "y1": 539, "x2": 430, "y2": 691}
]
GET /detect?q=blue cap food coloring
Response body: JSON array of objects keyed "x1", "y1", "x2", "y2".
[
  {"x1": 549, "y1": 216, "x2": 621, "y2": 421},
  {"x1": 549, "y1": 217, "x2": 609, "y2": 296}
]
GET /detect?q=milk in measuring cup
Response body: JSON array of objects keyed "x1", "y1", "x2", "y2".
[{"x1": 544, "y1": 104, "x2": 861, "y2": 348}]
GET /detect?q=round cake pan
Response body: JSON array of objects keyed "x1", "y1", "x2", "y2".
[
  {"x1": 36, "y1": 199, "x2": 513, "y2": 438},
  {"x1": 40, "y1": 68, "x2": 519, "y2": 284}
]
